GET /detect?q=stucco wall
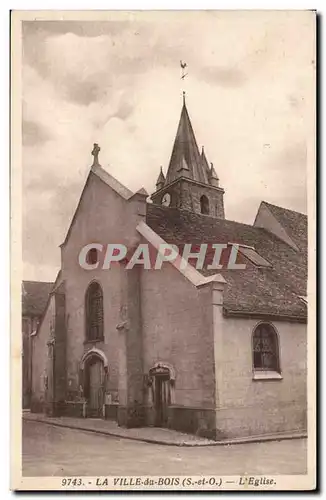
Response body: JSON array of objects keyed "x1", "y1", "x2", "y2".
[
  {"x1": 60, "y1": 172, "x2": 146, "y2": 404},
  {"x1": 141, "y1": 262, "x2": 216, "y2": 409},
  {"x1": 23, "y1": 316, "x2": 41, "y2": 407},
  {"x1": 30, "y1": 297, "x2": 54, "y2": 411},
  {"x1": 63, "y1": 268, "x2": 121, "y2": 400},
  {"x1": 214, "y1": 314, "x2": 307, "y2": 438}
]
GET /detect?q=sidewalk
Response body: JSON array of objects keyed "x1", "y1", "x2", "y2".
[{"x1": 23, "y1": 411, "x2": 306, "y2": 447}]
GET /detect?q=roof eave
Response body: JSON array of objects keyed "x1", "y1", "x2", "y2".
[
  {"x1": 223, "y1": 307, "x2": 307, "y2": 323},
  {"x1": 150, "y1": 176, "x2": 225, "y2": 199}
]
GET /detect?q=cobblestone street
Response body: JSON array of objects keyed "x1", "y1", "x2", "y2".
[{"x1": 23, "y1": 420, "x2": 307, "y2": 477}]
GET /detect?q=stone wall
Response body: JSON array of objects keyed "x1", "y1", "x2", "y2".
[{"x1": 152, "y1": 178, "x2": 225, "y2": 219}]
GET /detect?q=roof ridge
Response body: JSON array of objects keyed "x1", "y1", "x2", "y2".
[
  {"x1": 262, "y1": 200, "x2": 307, "y2": 218},
  {"x1": 147, "y1": 203, "x2": 264, "y2": 231}
]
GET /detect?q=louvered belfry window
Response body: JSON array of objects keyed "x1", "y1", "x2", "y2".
[
  {"x1": 253, "y1": 323, "x2": 280, "y2": 372},
  {"x1": 86, "y1": 282, "x2": 104, "y2": 341},
  {"x1": 200, "y1": 195, "x2": 210, "y2": 215}
]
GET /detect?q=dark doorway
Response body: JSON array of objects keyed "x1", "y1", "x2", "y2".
[{"x1": 150, "y1": 366, "x2": 171, "y2": 427}]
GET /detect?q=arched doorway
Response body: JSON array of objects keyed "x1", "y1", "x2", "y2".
[
  {"x1": 84, "y1": 357, "x2": 104, "y2": 417},
  {"x1": 149, "y1": 363, "x2": 175, "y2": 427},
  {"x1": 80, "y1": 349, "x2": 108, "y2": 418}
]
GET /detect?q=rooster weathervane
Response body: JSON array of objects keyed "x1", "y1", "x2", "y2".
[{"x1": 180, "y1": 60, "x2": 188, "y2": 80}]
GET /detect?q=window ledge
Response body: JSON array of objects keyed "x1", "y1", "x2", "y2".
[
  {"x1": 83, "y1": 338, "x2": 104, "y2": 345},
  {"x1": 253, "y1": 371, "x2": 283, "y2": 381}
]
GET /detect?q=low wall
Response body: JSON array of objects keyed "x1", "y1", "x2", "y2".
[
  {"x1": 30, "y1": 398, "x2": 44, "y2": 414},
  {"x1": 117, "y1": 404, "x2": 145, "y2": 428},
  {"x1": 167, "y1": 406, "x2": 218, "y2": 439},
  {"x1": 62, "y1": 401, "x2": 86, "y2": 418},
  {"x1": 142, "y1": 405, "x2": 218, "y2": 439},
  {"x1": 104, "y1": 404, "x2": 118, "y2": 421}
]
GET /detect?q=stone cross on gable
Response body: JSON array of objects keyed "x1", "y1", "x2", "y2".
[{"x1": 91, "y1": 143, "x2": 100, "y2": 166}]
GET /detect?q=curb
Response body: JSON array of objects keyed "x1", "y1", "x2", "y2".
[
  {"x1": 23, "y1": 417, "x2": 211, "y2": 447},
  {"x1": 23, "y1": 416, "x2": 307, "y2": 447}
]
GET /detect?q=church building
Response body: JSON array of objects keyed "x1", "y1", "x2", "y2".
[{"x1": 30, "y1": 93, "x2": 307, "y2": 440}]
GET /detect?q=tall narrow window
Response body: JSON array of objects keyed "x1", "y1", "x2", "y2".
[
  {"x1": 253, "y1": 323, "x2": 280, "y2": 372},
  {"x1": 200, "y1": 195, "x2": 209, "y2": 215},
  {"x1": 85, "y1": 282, "x2": 104, "y2": 341}
]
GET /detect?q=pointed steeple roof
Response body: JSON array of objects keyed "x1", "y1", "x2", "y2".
[
  {"x1": 209, "y1": 162, "x2": 219, "y2": 181},
  {"x1": 165, "y1": 93, "x2": 209, "y2": 185},
  {"x1": 201, "y1": 146, "x2": 211, "y2": 176},
  {"x1": 156, "y1": 166, "x2": 166, "y2": 190},
  {"x1": 208, "y1": 162, "x2": 219, "y2": 187}
]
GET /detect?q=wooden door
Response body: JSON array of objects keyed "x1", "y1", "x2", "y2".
[
  {"x1": 154, "y1": 376, "x2": 171, "y2": 427},
  {"x1": 88, "y1": 360, "x2": 103, "y2": 416}
]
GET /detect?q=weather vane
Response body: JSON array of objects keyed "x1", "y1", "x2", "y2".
[{"x1": 180, "y1": 60, "x2": 188, "y2": 80}]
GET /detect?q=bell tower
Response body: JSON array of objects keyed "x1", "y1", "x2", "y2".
[{"x1": 151, "y1": 92, "x2": 225, "y2": 219}]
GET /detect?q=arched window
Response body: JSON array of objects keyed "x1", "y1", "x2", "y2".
[
  {"x1": 252, "y1": 323, "x2": 280, "y2": 372},
  {"x1": 200, "y1": 195, "x2": 209, "y2": 215},
  {"x1": 85, "y1": 282, "x2": 104, "y2": 341}
]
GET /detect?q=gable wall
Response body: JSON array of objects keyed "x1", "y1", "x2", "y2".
[{"x1": 60, "y1": 173, "x2": 145, "y2": 405}]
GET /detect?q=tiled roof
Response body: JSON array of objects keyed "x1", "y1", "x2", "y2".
[
  {"x1": 261, "y1": 201, "x2": 308, "y2": 253},
  {"x1": 22, "y1": 281, "x2": 54, "y2": 317},
  {"x1": 146, "y1": 204, "x2": 307, "y2": 320}
]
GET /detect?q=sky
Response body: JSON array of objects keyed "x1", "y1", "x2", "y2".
[{"x1": 22, "y1": 11, "x2": 315, "y2": 282}]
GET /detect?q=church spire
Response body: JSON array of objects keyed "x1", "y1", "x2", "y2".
[
  {"x1": 165, "y1": 94, "x2": 209, "y2": 185},
  {"x1": 150, "y1": 91, "x2": 225, "y2": 219}
]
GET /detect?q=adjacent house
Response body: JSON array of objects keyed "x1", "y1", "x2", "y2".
[{"x1": 22, "y1": 280, "x2": 53, "y2": 408}]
